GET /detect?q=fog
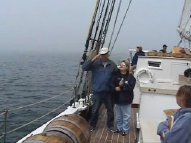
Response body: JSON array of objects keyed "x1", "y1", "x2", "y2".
[{"x1": 0, "y1": 0, "x2": 184, "y2": 55}]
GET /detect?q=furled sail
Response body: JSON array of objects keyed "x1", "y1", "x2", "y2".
[{"x1": 177, "y1": 0, "x2": 191, "y2": 41}]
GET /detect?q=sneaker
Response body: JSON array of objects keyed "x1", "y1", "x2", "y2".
[
  {"x1": 90, "y1": 126, "x2": 95, "y2": 132},
  {"x1": 108, "y1": 127, "x2": 116, "y2": 133}
]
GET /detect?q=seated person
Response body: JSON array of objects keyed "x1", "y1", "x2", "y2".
[
  {"x1": 157, "y1": 85, "x2": 191, "y2": 143},
  {"x1": 160, "y1": 44, "x2": 167, "y2": 53},
  {"x1": 131, "y1": 46, "x2": 145, "y2": 70}
]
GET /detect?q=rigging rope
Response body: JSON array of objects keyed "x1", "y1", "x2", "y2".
[
  {"x1": 110, "y1": 0, "x2": 133, "y2": 53},
  {"x1": 73, "y1": 0, "x2": 133, "y2": 101},
  {"x1": 76, "y1": 0, "x2": 116, "y2": 99},
  {"x1": 91, "y1": 0, "x2": 106, "y2": 50},
  {"x1": 0, "y1": 135, "x2": 4, "y2": 140},
  {"x1": 98, "y1": 0, "x2": 103, "y2": 16},
  {"x1": 75, "y1": 0, "x2": 113, "y2": 99},
  {"x1": 85, "y1": 0, "x2": 100, "y2": 51},
  {"x1": 96, "y1": 0, "x2": 111, "y2": 49},
  {"x1": 0, "y1": 111, "x2": 5, "y2": 116},
  {"x1": 4, "y1": 99, "x2": 71, "y2": 135},
  {"x1": 108, "y1": 0, "x2": 122, "y2": 49},
  {"x1": 100, "y1": 0, "x2": 116, "y2": 48},
  {"x1": 180, "y1": 16, "x2": 191, "y2": 38},
  {"x1": 0, "y1": 93, "x2": 64, "y2": 115},
  {"x1": 81, "y1": 0, "x2": 101, "y2": 65}
]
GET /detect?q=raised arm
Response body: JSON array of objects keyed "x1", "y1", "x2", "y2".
[
  {"x1": 82, "y1": 60, "x2": 93, "y2": 71},
  {"x1": 82, "y1": 54, "x2": 100, "y2": 71},
  {"x1": 162, "y1": 116, "x2": 191, "y2": 143}
]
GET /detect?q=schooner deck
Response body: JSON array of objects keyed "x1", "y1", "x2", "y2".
[{"x1": 90, "y1": 106, "x2": 138, "y2": 143}]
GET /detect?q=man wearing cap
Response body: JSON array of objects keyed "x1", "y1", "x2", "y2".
[
  {"x1": 82, "y1": 47, "x2": 117, "y2": 132},
  {"x1": 131, "y1": 46, "x2": 145, "y2": 70},
  {"x1": 160, "y1": 44, "x2": 167, "y2": 53}
]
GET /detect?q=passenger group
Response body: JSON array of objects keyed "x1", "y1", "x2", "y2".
[
  {"x1": 82, "y1": 46, "x2": 191, "y2": 142},
  {"x1": 82, "y1": 46, "x2": 137, "y2": 136}
]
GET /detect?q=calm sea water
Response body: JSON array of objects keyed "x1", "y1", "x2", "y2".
[
  {"x1": 0, "y1": 52, "x2": 81, "y2": 143},
  {"x1": 0, "y1": 51, "x2": 126, "y2": 143}
]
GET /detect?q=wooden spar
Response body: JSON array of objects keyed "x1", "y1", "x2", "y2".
[{"x1": 85, "y1": 0, "x2": 100, "y2": 51}]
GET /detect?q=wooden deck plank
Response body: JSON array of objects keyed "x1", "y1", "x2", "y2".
[
  {"x1": 90, "y1": 105, "x2": 106, "y2": 143},
  {"x1": 90, "y1": 105, "x2": 138, "y2": 143}
]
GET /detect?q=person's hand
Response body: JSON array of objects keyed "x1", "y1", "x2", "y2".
[
  {"x1": 160, "y1": 132, "x2": 165, "y2": 139},
  {"x1": 115, "y1": 87, "x2": 121, "y2": 91},
  {"x1": 119, "y1": 80, "x2": 124, "y2": 86},
  {"x1": 129, "y1": 68, "x2": 134, "y2": 74},
  {"x1": 91, "y1": 54, "x2": 100, "y2": 62}
]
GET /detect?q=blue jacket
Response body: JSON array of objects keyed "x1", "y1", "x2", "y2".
[
  {"x1": 157, "y1": 108, "x2": 191, "y2": 143},
  {"x1": 131, "y1": 51, "x2": 145, "y2": 66},
  {"x1": 112, "y1": 71, "x2": 136, "y2": 104},
  {"x1": 82, "y1": 58, "x2": 117, "y2": 93}
]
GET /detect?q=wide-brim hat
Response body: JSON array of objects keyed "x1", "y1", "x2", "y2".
[{"x1": 99, "y1": 47, "x2": 109, "y2": 55}]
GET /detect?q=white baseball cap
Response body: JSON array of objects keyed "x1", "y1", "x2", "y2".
[{"x1": 99, "y1": 47, "x2": 109, "y2": 55}]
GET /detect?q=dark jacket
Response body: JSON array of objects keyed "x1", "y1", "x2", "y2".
[
  {"x1": 131, "y1": 51, "x2": 145, "y2": 66},
  {"x1": 160, "y1": 49, "x2": 167, "y2": 53},
  {"x1": 82, "y1": 58, "x2": 117, "y2": 93},
  {"x1": 112, "y1": 71, "x2": 136, "y2": 105}
]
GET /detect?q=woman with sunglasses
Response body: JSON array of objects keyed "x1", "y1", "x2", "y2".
[{"x1": 112, "y1": 60, "x2": 136, "y2": 135}]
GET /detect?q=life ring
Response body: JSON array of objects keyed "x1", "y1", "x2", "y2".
[{"x1": 136, "y1": 68, "x2": 153, "y2": 84}]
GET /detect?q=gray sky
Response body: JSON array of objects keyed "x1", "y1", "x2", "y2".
[{"x1": 0, "y1": 0, "x2": 184, "y2": 55}]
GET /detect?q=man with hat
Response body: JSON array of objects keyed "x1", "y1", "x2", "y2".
[
  {"x1": 82, "y1": 47, "x2": 117, "y2": 132},
  {"x1": 131, "y1": 45, "x2": 145, "y2": 70},
  {"x1": 160, "y1": 44, "x2": 168, "y2": 53}
]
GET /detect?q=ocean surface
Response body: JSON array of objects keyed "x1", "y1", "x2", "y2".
[
  {"x1": 0, "y1": 52, "x2": 82, "y2": 143},
  {"x1": 0, "y1": 51, "x2": 126, "y2": 143}
]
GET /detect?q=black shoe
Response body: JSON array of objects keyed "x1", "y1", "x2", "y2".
[
  {"x1": 108, "y1": 127, "x2": 116, "y2": 133},
  {"x1": 121, "y1": 132, "x2": 127, "y2": 136},
  {"x1": 90, "y1": 126, "x2": 95, "y2": 132},
  {"x1": 115, "y1": 129, "x2": 122, "y2": 133}
]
